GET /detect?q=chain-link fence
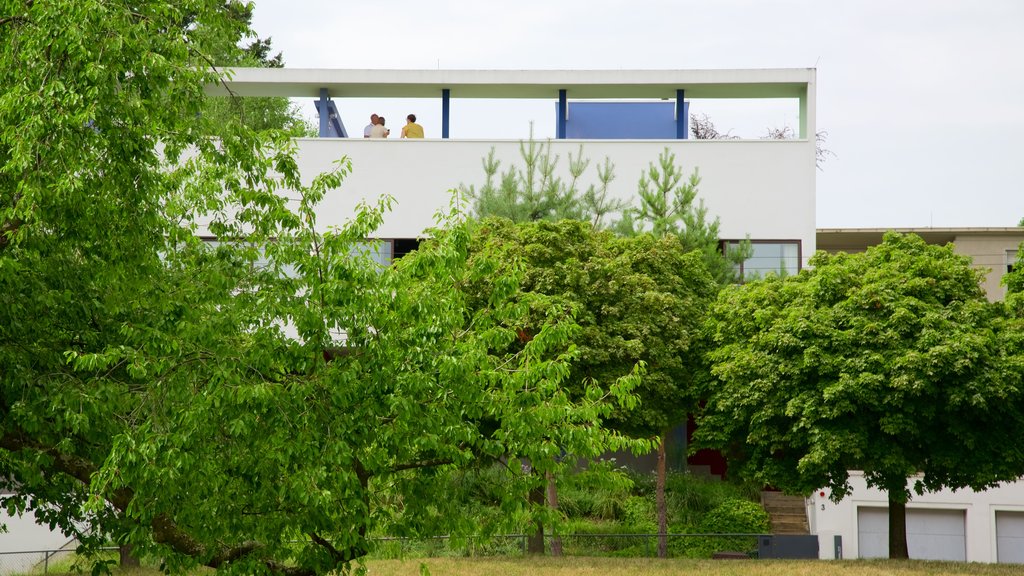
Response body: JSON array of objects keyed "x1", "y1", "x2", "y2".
[
  {"x1": 367, "y1": 533, "x2": 767, "y2": 559},
  {"x1": 1, "y1": 534, "x2": 780, "y2": 574},
  {"x1": 0, "y1": 547, "x2": 119, "y2": 576}
]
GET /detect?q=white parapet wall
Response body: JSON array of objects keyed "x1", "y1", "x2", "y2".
[{"x1": 286, "y1": 137, "x2": 817, "y2": 266}]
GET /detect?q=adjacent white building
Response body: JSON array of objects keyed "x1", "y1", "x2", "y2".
[
  {"x1": 808, "y1": 474, "x2": 1024, "y2": 563},
  {"x1": 810, "y1": 228, "x2": 1024, "y2": 562}
]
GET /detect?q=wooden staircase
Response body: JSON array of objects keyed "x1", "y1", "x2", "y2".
[{"x1": 761, "y1": 491, "x2": 810, "y2": 534}]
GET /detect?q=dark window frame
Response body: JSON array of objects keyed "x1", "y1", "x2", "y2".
[{"x1": 719, "y1": 238, "x2": 803, "y2": 282}]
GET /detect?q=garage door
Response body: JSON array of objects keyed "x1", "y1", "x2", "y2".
[
  {"x1": 857, "y1": 507, "x2": 965, "y2": 560},
  {"x1": 997, "y1": 511, "x2": 1024, "y2": 563}
]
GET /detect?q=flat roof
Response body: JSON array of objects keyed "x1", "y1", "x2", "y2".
[
  {"x1": 206, "y1": 68, "x2": 814, "y2": 99},
  {"x1": 818, "y1": 227, "x2": 1024, "y2": 250}
]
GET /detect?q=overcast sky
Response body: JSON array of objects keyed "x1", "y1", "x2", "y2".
[{"x1": 249, "y1": 0, "x2": 1024, "y2": 229}]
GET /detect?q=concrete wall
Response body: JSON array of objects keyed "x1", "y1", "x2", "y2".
[
  {"x1": 810, "y1": 472, "x2": 1024, "y2": 562},
  {"x1": 283, "y1": 137, "x2": 817, "y2": 267},
  {"x1": 952, "y1": 234, "x2": 1023, "y2": 301}
]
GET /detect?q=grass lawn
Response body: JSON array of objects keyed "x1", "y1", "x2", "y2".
[{"x1": 362, "y1": 557, "x2": 1024, "y2": 576}]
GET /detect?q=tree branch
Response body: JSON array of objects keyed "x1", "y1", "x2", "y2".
[
  {"x1": 0, "y1": 0, "x2": 33, "y2": 28},
  {"x1": 0, "y1": 431, "x2": 296, "y2": 574},
  {"x1": 390, "y1": 458, "x2": 453, "y2": 474}
]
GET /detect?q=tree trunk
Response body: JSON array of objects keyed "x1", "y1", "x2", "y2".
[
  {"x1": 546, "y1": 471, "x2": 562, "y2": 557},
  {"x1": 656, "y1": 431, "x2": 668, "y2": 558},
  {"x1": 119, "y1": 544, "x2": 140, "y2": 569},
  {"x1": 528, "y1": 483, "x2": 546, "y2": 554},
  {"x1": 888, "y1": 491, "x2": 909, "y2": 559}
]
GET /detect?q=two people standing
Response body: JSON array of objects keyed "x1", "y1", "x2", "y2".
[
  {"x1": 364, "y1": 114, "x2": 389, "y2": 138},
  {"x1": 363, "y1": 113, "x2": 424, "y2": 138}
]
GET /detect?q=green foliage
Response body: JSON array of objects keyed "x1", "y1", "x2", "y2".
[
  {"x1": 677, "y1": 499, "x2": 767, "y2": 558},
  {"x1": 463, "y1": 134, "x2": 623, "y2": 228},
  {"x1": 1004, "y1": 243, "x2": 1024, "y2": 318},
  {"x1": 696, "y1": 499, "x2": 770, "y2": 534},
  {"x1": 201, "y1": 1, "x2": 315, "y2": 136},
  {"x1": 557, "y1": 462, "x2": 635, "y2": 522},
  {"x1": 0, "y1": 3, "x2": 640, "y2": 575},
  {"x1": 466, "y1": 142, "x2": 750, "y2": 287},
  {"x1": 615, "y1": 149, "x2": 750, "y2": 285},
  {"x1": 559, "y1": 468, "x2": 759, "y2": 533},
  {"x1": 464, "y1": 218, "x2": 718, "y2": 438},
  {"x1": 663, "y1": 474, "x2": 761, "y2": 533},
  {"x1": 697, "y1": 232, "x2": 1024, "y2": 505}
]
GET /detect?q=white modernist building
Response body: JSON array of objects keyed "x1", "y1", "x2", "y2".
[
  {"x1": 205, "y1": 67, "x2": 819, "y2": 274},
  {"x1": 1, "y1": 68, "x2": 819, "y2": 569},
  {"x1": 205, "y1": 68, "x2": 1024, "y2": 564}
]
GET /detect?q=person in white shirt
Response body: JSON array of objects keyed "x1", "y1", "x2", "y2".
[{"x1": 363, "y1": 114, "x2": 379, "y2": 138}]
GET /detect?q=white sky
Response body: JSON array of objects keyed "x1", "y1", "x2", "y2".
[{"x1": 249, "y1": 0, "x2": 1024, "y2": 229}]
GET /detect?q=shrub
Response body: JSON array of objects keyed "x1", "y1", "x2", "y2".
[
  {"x1": 621, "y1": 496, "x2": 656, "y2": 532},
  {"x1": 677, "y1": 499, "x2": 770, "y2": 558},
  {"x1": 557, "y1": 461, "x2": 634, "y2": 521}
]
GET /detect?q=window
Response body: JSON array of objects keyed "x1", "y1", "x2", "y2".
[
  {"x1": 1008, "y1": 249, "x2": 1018, "y2": 274},
  {"x1": 200, "y1": 238, "x2": 394, "y2": 276},
  {"x1": 722, "y1": 240, "x2": 801, "y2": 282}
]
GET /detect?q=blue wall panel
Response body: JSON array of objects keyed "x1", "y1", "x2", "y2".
[{"x1": 562, "y1": 102, "x2": 677, "y2": 139}]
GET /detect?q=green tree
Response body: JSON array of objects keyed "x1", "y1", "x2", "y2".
[
  {"x1": 466, "y1": 143, "x2": 747, "y2": 557},
  {"x1": 615, "y1": 148, "x2": 750, "y2": 285},
  {"x1": 200, "y1": 2, "x2": 314, "y2": 136},
  {"x1": 696, "y1": 232, "x2": 1024, "y2": 559},
  {"x1": 1, "y1": 2, "x2": 637, "y2": 574},
  {"x1": 464, "y1": 219, "x2": 717, "y2": 556},
  {"x1": 464, "y1": 136, "x2": 623, "y2": 228}
]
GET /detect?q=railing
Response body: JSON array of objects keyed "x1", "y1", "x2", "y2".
[
  {"x1": 0, "y1": 547, "x2": 117, "y2": 576},
  {"x1": 366, "y1": 533, "x2": 772, "y2": 560},
  {"x1": 0, "y1": 534, "x2": 824, "y2": 574}
]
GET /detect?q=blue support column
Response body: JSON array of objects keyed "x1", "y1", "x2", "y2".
[
  {"x1": 676, "y1": 89, "x2": 688, "y2": 139},
  {"x1": 318, "y1": 88, "x2": 329, "y2": 138},
  {"x1": 441, "y1": 89, "x2": 450, "y2": 139},
  {"x1": 557, "y1": 89, "x2": 567, "y2": 139}
]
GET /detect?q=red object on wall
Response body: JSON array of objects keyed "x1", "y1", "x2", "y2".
[{"x1": 686, "y1": 413, "x2": 728, "y2": 478}]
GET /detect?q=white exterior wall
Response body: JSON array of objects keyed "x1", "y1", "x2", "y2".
[
  {"x1": 289, "y1": 137, "x2": 817, "y2": 267},
  {"x1": 952, "y1": 234, "x2": 1024, "y2": 301},
  {"x1": 0, "y1": 510, "x2": 74, "y2": 575},
  {"x1": 811, "y1": 472, "x2": 1024, "y2": 562}
]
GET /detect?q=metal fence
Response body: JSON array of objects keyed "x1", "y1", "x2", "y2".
[
  {"x1": 1, "y1": 534, "x2": 820, "y2": 574},
  {"x1": 0, "y1": 547, "x2": 117, "y2": 576},
  {"x1": 369, "y1": 532, "x2": 770, "y2": 559}
]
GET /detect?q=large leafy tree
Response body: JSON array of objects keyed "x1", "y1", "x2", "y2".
[
  {"x1": 464, "y1": 219, "x2": 717, "y2": 555},
  {"x1": 466, "y1": 219, "x2": 716, "y2": 436},
  {"x1": 696, "y1": 232, "x2": 1024, "y2": 558},
  {"x1": 465, "y1": 144, "x2": 742, "y2": 557},
  {"x1": 1, "y1": 2, "x2": 636, "y2": 574},
  {"x1": 615, "y1": 148, "x2": 749, "y2": 285},
  {"x1": 200, "y1": 2, "x2": 314, "y2": 136}
]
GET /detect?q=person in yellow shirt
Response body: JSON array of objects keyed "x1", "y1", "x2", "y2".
[{"x1": 401, "y1": 114, "x2": 425, "y2": 138}]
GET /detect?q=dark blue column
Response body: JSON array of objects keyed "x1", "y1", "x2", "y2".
[
  {"x1": 318, "y1": 88, "x2": 329, "y2": 138},
  {"x1": 441, "y1": 89, "x2": 450, "y2": 139},
  {"x1": 557, "y1": 89, "x2": 567, "y2": 139},
  {"x1": 676, "y1": 89, "x2": 688, "y2": 139}
]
